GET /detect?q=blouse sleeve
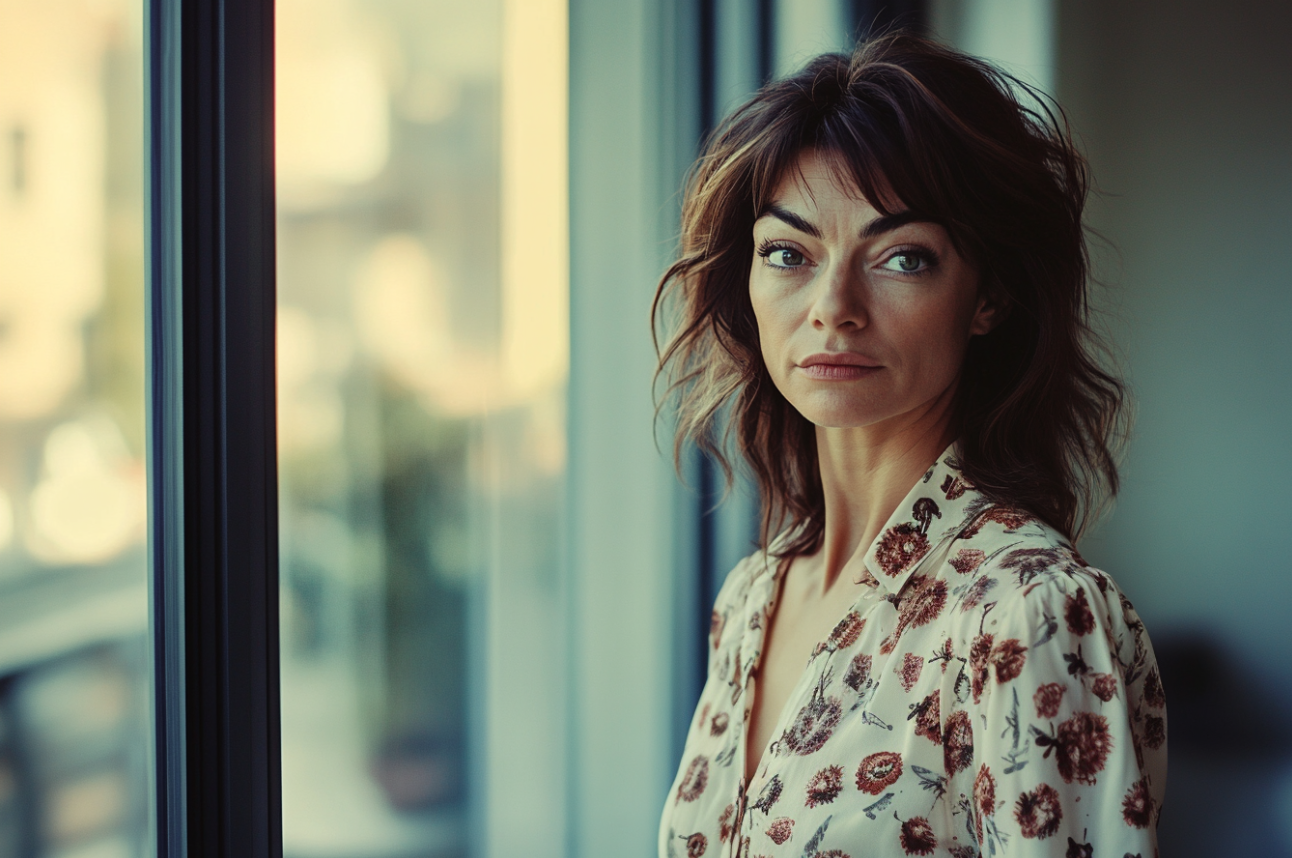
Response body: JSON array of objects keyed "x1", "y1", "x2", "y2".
[{"x1": 961, "y1": 568, "x2": 1167, "y2": 857}]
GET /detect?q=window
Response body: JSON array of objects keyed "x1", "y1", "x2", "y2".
[
  {"x1": 0, "y1": 0, "x2": 149, "y2": 854},
  {"x1": 274, "y1": 0, "x2": 568, "y2": 853}
]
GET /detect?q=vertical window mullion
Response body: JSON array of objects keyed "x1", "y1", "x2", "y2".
[{"x1": 147, "y1": 0, "x2": 281, "y2": 855}]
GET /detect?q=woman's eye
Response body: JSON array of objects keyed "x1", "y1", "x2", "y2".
[
  {"x1": 881, "y1": 251, "x2": 931, "y2": 274},
  {"x1": 760, "y1": 246, "x2": 807, "y2": 268}
]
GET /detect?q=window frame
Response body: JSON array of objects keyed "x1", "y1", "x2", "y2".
[{"x1": 146, "y1": 0, "x2": 281, "y2": 854}]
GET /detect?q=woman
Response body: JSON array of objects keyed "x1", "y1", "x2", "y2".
[{"x1": 654, "y1": 33, "x2": 1166, "y2": 858}]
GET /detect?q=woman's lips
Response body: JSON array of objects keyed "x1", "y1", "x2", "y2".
[
  {"x1": 797, "y1": 352, "x2": 883, "y2": 381},
  {"x1": 798, "y1": 363, "x2": 882, "y2": 380}
]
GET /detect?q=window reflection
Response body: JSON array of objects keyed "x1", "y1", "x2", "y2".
[
  {"x1": 0, "y1": 0, "x2": 148, "y2": 855},
  {"x1": 276, "y1": 0, "x2": 567, "y2": 854}
]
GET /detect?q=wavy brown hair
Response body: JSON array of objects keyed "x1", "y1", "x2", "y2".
[{"x1": 653, "y1": 32, "x2": 1127, "y2": 557}]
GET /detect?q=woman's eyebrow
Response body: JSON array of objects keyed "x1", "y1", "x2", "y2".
[
  {"x1": 861, "y1": 210, "x2": 930, "y2": 238},
  {"x1": 761, "y1": 204, "x2": 821, "y2": 238},
  {"x1": 760, "y1": 206, "x2": 933, "y2": 240}
]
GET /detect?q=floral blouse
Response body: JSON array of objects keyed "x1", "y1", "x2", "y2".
[{"x1": 659, "y1": 448, "x2": 1167, "y2": 858}]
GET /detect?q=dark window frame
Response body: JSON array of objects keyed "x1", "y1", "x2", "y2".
[{"x1": 146, "y1": 0, "x2": 281, "y2": 854}]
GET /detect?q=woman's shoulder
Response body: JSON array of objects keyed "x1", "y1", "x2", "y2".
[
  {"x1": 938, "y1": 510, "x2": 1159, "y2": 713},
  {"x1": 944, "y1": 507, "x2": 1147, "y2": 649}
]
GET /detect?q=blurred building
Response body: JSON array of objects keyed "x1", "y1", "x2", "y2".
[{"x1": 0, "y1": 0, "x2": 149, "y2": 856}]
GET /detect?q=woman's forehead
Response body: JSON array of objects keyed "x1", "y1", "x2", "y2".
[{"x1": 766, "y1": 148, "x2": 902, "y2": 216}]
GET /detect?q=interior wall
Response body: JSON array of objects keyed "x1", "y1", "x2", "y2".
[
  {"x1": 1056, "y1": 0, "x2": 1292, "y2": 852},
  {"x1": 1057, "y1": 0, "x2": 1292, "y2": 693}
]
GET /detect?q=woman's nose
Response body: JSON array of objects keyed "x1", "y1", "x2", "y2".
[{"x1": 808, "y1": 261, "x2": 868, "y2": 331}]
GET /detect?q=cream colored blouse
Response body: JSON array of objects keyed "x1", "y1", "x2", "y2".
[{"x1": 659, "y1": 448, "x2": 1166, "y2": 858}]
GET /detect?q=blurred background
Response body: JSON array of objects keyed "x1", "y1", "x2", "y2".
[
  {"x1": 0, "y1": 0, "x2": 149, "y2": 855},
  {"x1": 0, "y1": 0, "x2": 1288, "y2": 856}
]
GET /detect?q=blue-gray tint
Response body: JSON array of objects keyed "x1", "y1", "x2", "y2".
[{"x1": 1059, "y1": 0, "x2": 1292, "y2": 853}]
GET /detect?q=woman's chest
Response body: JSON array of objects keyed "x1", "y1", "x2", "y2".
[
  {"x1": 745, "y1": 578, "x2": 879, "y2": 783},
  {"x1": 666, "y1": 580, "x2": 978, "y2": 857}
]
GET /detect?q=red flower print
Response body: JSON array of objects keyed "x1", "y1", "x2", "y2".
[
  {"x1": 684, "y1": 832, "x2": 707, "y2": 857},
  {"x1": 950, "y1": 547, "x2": 984, "y2": 575},
  {"x1": 913, "y1": 692, "x2": 941, "y2": 745},
  {"x1": 991, "y1": 638, "x2": 1028, "y2": 683},
  {"x1": 1048, "y1": 711, "x2": 1113, "y2": 785},
  {"x1": 1065, "y1": 588, "x2": 1095, "y2": 636},
  {"x1": 782, "y1": 689, "x2": 843, "y2": 755},
  {"x1": 1122, "y1": 777, "x2": 1154, "y2": 828},
  {"x1": 805, "y1": 765, "x2": 844, "y2": 808},
  {"x1": 767, "y1": 818, "x2": 794, "y2": 845},
  {"x1": 899, "y1": 576, "x2": 949, "y2": 629},
  {"x1": 883, "y1": 576, "x2": 949, "y2": 654},
  {"x1": 843, "y1": 652, "x2": 872, "y2": 692},
  {"x1": 826, "y1": 611, "x2": 865, "y2": 650},
  {"x1": 941, "y1": 473, "x2": 968, "y2": 499},
  {"x1": 899, "y1": 816, "x2": 937, "y2": 855},
  {"x1": 1143, "y1": 714, "x2": 1165, "y2": 750},
  {"x1": 974, "y1": 764, "x2": 996, "y2": 812},
  {"x1": 855, "y1": 751, "x2": 903, "y2": 794},
  {"x1": 1034, "y1": 682, "x2": 1066, "y2": 718},
  {"x1": 1143, "y1": 667, "x2": 1166, "y2": 709},
  {"x1": 676, "y1": 755, "x2": 709, "y2": 802},
  {"x1": 1090, "y1": 673, "x2": 1118, "y2": 702},
  {"x1": 986, "y1": 507, "x2": 1035, "y2": 530},
  {"x1": 962, "y1": 506, "x2": 1035, "y2": 539},
  {"x1": 970, "y1": 634, "x2": 993, "y2": 703},
  {"x1": 718, "y1": 804, "x2": 734, "y2": 842},
  {"x1": 943, "y1": 710, "x2": 974, "y2": 775},
  {"x1": 973, "y1": 765, "x2": 997, "y2": 842},
  {"x1": 876, "y1": 523, "x2": 931, "y2": 577},
  {"x1": 752, "y1": 775, "x2": 783, "y2": 814},
  {"x1": 815, "y1": 852, "x2": 851, "y2": 858},
  {"x1": 899, "y1": 652, "x2": 925, "y2": 692},
  {"x1": 1014, "y1": 783, "x2": 1063, "y2": 839},
  {"x1": 939, "y1": 638, "x2": 954, "y2": 672},
  {"x1": 710, "y1": 610, "x2": 724, "y2": 650},
  {"x1": 710, "y1": 712, "x2": 729, "y2": 735}
]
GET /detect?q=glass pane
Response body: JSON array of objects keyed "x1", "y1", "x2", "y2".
[
  {"x1": 276, "y1": 0, "x2": 568, "y2": 854},
  {"x1": 0, "y1": 0, "x2": 149, "y2": 855}
]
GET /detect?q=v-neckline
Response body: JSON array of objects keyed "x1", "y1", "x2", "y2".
[
  {"x1": 740, "y1": 559, "x2": 790, "y2": 786},
  {"x1": 740, "y1": 553, "x2": 874, "y2": 786}
]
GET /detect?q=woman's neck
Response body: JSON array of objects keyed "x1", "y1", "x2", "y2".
[{"x1": 813, "y1": 389, "x2": 956, "y2": 594}]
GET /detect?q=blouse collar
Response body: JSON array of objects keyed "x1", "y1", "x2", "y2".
[
  {"x1": 734, "y1": 446, "x2": 992, "y2": 694},
  {"x1": 752, "y1": 445, "x2": 993, "y2": 611},
  {"x1": 859, "y1": 443, "x2": 989, "y2": 597}
]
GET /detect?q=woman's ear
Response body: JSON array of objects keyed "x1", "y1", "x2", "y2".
[{"x1": 969, "y1": 277, "x2": 1010, "y2": 336}]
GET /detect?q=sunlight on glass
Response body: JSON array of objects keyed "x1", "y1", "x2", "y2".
[
  {"x1": 0, "y1": 0, "x2": 149, "y2": 854},
  {"x1": 277, "y1": 0, "x2": 568, "y2": 854}
]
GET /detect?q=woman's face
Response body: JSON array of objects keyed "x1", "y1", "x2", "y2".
[{"x1": 749, "y1": 149, "x2": 999, "y2": 431}]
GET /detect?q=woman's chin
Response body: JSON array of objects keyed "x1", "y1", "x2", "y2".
[{"x1": 794, "y1": 404, "x2": 890, "y2": 430}]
